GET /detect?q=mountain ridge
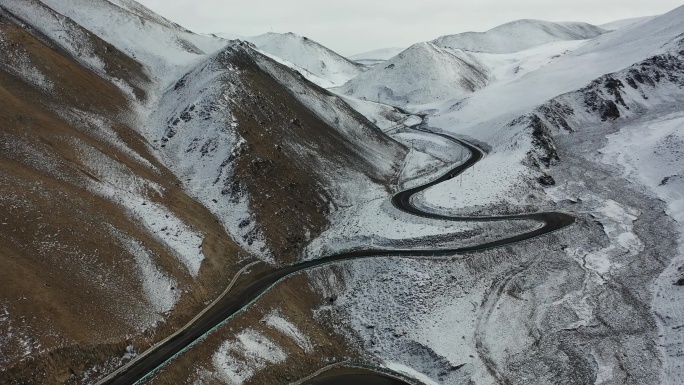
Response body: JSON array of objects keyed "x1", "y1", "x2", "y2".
[
  {"x1": 244, "y1": 32, "x2": 364, "y2": 88},
  {"x1": 432, "y1": 19, "x2": 606, "y2": 53}
]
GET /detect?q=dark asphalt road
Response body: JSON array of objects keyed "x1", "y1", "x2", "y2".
[{"x1": 102, "y1": 126, "x2": 574, "y2": 385}]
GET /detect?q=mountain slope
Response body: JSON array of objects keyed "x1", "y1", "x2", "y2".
[
  {"x1": 338, "y1": 42, "x2": 489, "y2": 106},
  {"x1": 148, "y1": 5, "x2": 684, "y2": 385},
  {"x1": 0, "y1": 1, "x2": 407, "y2": 383},
  {"x1": 146, "y1": 41, "x2": 407, "y2": 264},
  {"x1": 432, "y1": 19, "x2": 606, "y2": 53},
  {"x1": 0, "y1": 4, "x2": 257, "y2": 382},
  {"x1": 35, "y1": 0, "x2": 227, "y2": 86},
  {"x1": 430, "y1": 5, "x2": 684, "y2": 139},
  {"x1": 599, "y1": 15, "x2": 657, "y2": 31},
  {"x1": 245, "y1": 32, "x2": 364, "y2": 88}
]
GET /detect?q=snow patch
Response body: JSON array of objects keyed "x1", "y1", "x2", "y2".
[
  {"x1": 262, "y1": 311, "x2": 313, "y2": 353},
  {"x1": 0, "y1": 30, "x2": 53, "y2": 91},
  {"x1": 416, "y1": 127, "x2": 533, "y2": 212},
  {"x1": 384, "y1": 362, "x2": 439, "y2": 385},
  {"x1": 73, "y1": 141, "x2": 205, "y2": 276},
  {"x1": 111, "y1": 229, "x2": 179, "y2": 315},
  {"x1": 212, "y1": 330, "x2": 287, "y2": 385}
]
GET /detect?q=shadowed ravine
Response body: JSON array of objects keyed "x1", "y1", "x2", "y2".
[{"x1": 99, "y1": 123, "x2": 574, "y2": 385}]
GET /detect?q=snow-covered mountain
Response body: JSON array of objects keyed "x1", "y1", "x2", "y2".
[
  {"x1": 3, "y1": 1, "x2": 684, "y2": 385},
  {"x1": 243, "y1": 32, "x2": 364, "y2": 88},
  {"x1": 432, "y1": 19, "x2": 606, "y2": 53},
  {"x1": 338, "y1": 42, "x2": 489, "y2": 105},
  {"x1": 337, "y1": 19, "x2": 608, "y2": 106}
]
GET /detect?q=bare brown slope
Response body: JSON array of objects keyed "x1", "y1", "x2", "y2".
[
  {"x1": 0, "y1": 11, "x2": 248, "y2": 384},
  {"x1": 216, "y1": 46, "x2": 406, "y2": 263},
  {"x1": 228, "y1": 47, "x2": 405, "y2": 262},
  {"x1": 0, "y1": 1, "x2": 149, "y2": 102}
]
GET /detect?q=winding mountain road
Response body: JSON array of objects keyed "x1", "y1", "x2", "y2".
[{"x1": 99, "y1": 124, "x2": 574, "y2": 385}]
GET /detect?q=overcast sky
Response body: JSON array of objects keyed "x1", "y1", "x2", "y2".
[{"x1": 136, "y1": 0, "x2": 682, "y2": 56}]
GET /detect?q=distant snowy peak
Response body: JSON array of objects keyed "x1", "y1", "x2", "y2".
[
  {"x1": 244, "y1": 32, "x2": 363, "y2": 88},
  {"x1": 339, "y1": 42, "x2": 488, "y2": 106},
  {"x1": 432, "y1": 19, "x2": 606, "y2": 53},
  {"x1": 348, "y1": 47, "x2": 407, "y2": 66},
  {"x1": 599, "y1": 16, "x2": 658, "y2": 31},
  {"x1": 349, "y1": 47, "x2": 407, "y2": 61}
]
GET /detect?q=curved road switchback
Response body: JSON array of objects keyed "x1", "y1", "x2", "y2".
[{"x1": 100, "y1": 124, "x2": 574, "y2": 385}]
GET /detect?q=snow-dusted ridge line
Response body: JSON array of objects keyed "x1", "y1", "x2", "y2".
[
  {"x1": 244, "y1": 32, "x2": 363, "y2": 88},
  {"x1": 432, "y1": 19, "x2": 606, "y2": 54}
]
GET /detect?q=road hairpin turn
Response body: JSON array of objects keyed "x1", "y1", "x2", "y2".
[{"x1": 100, "y1": 123, "x2": 574, "y2": 385}]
